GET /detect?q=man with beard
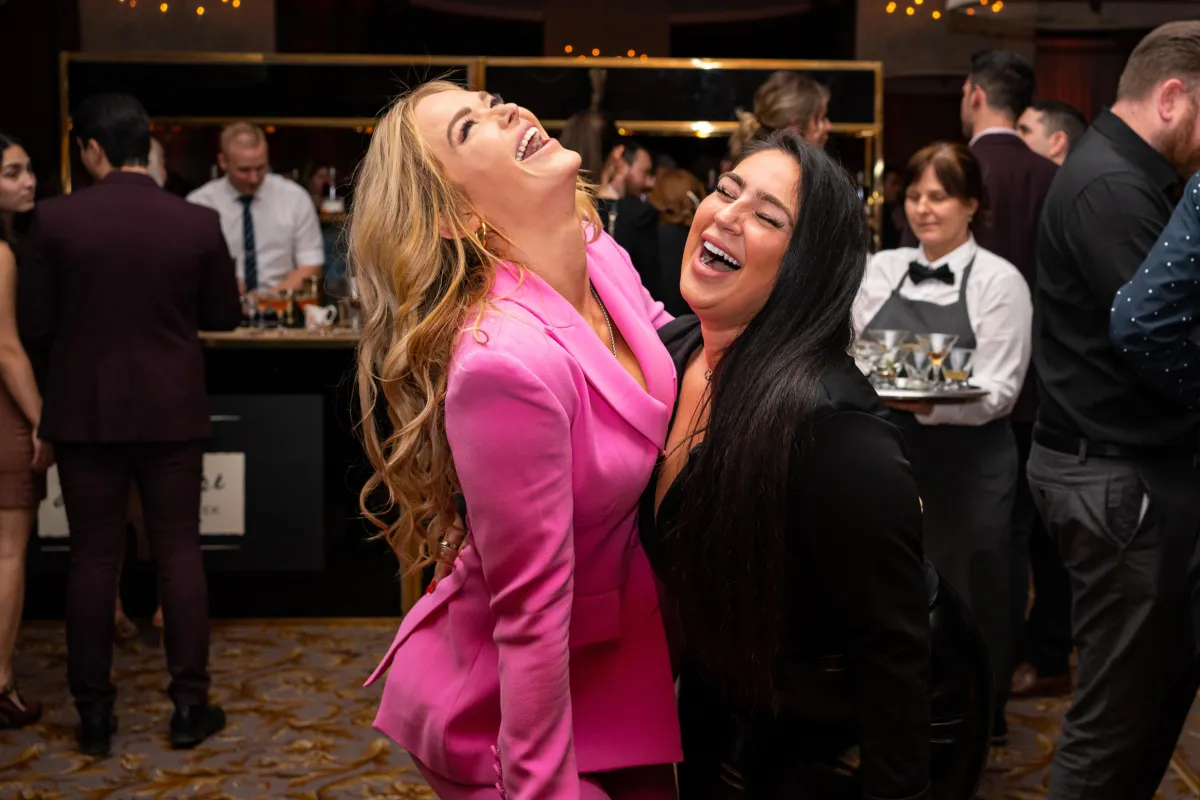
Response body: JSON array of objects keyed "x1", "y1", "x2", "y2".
[{"x1": 1028, "y1": 21, "x2": 1200, "y2": 800}]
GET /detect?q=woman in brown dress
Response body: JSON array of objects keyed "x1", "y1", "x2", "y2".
[{"x1": 0, "y1": 133, "x2": 53, "y2": 728}]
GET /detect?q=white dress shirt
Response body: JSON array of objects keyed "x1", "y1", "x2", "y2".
[
  {"x1": 187, "y1": 173, "x2": 324, "y2": 290},
  {"x1": 854, "y1": 237, "x2": 1033, "y2": 427}
]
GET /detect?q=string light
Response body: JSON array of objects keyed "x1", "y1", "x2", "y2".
[
  {"x1": 992, "y1": 0, "x2": 1003, "y2": 10},
  {"x1": 914, "y1": 0, "x2": 923, "y2": 4},
  {"x1": 627, "y1": 49, "x2": 635, "y2": 57},
  {"x1": 591, "y1": 48, "x2": 600, "y2": 56},
  {"x1": 886, "y1": 2, "x2": 896, "y2": 12},
  {"x1": 159, "y1": 2, "x2": 167, "y2": 11},
  {"x1": 564, "y1": 45, "x2": 573, "y2": 53},
  {"x1": 640, "y1": 54, "x2": 648, "y2": 61},
  {"x1": 905, "y1": 6, "x2": 915, "y2": 14},
  {"x1": 932, "y1": 9, "x2": 941, "y2": 18},
  {"x1": 232, "y1": 0, "x2": 240, "y2": 7},
  {"x1": 966, "y1": 6, "x2": 975, "y2": 13},
  {"x1": 196, "y1": 5, "x2": 204, "y2": 14}
]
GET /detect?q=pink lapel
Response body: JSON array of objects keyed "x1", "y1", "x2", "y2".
[{"x1": 489, "y1": 251, "x2": 671, "y2": 449}]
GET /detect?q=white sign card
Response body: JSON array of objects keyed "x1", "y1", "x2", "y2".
[{"x1": 37, "y1": 452, "x2": 246, "y2": 539}]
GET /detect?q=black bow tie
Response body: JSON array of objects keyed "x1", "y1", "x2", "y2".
[{"x1": 908, "y1": 261, "x2": 955, "y2": 285}]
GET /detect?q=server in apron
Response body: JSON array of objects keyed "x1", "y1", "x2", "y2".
[{"x1": 854, "y1": 142, "x2": 1032, "y2": 742}]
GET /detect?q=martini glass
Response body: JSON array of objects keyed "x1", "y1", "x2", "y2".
[
  {"x1": 866, "y1": 329, "x2": 911, "y2": 388},
  {"x1": 902, "y1": 347, "x2": 934, "y2": 388},
  {"x1": 853, "y1": 339, "x2": 884, "y2": 379},
  {"x1": 917, "y1": 333, "x2": 960, "y2": 389},
  {"x1": 943, "y1": 347, "x2": 976, "y2": 389}
]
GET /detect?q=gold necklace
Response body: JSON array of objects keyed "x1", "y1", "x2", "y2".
[{"x1": 589, "y1": 282, "x2": 617, "y2": 356}]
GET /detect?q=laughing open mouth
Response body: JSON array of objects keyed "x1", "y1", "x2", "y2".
[
  {"x1": 701, "y1": 240, "x2": 742, "y2": 271},
  {"x1": 517, "y1": 127, "x2": 545, "y2": 161}
]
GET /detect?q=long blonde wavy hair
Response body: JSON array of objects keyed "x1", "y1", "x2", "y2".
[{"x1": 349, "y1": 80, "x2": 599, "y2": 569}]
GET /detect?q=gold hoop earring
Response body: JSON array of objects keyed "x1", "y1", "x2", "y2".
[{"x1": 476, "y1": 221, "x2": 488, "y2": 247}]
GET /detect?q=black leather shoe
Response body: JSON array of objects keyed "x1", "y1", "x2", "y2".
[
  {"x1": 169, "y1": 704, "x2": 226, "y2": 749},
  {"x1": 77, "y1": 710, "x2": 117, "y2": 757}
]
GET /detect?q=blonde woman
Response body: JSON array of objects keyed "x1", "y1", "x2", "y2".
[
  {"x1": 729, "y1": 70, "x2": 832, "y2": 160},
  {"x1": 354, "y1": 82, "x2": 682, "y2": 798}
]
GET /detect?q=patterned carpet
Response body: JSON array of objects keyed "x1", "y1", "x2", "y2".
[{"x1": 2, "y1": 619, "x2": 1200, "y2": 799}]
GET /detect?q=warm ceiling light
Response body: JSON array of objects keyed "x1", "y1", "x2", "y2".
[
  {"x1": 196, "y1": 5, "x2": 204, "y2": 13},
  {"x1": 627, "y1": 49, "x2": 636, "y2": 57},
  {"x1": 159, "y1": 1, "x2": 167, "y2": 9},
  {"x1": 905, "y1": 6, "x2": 915, "y2": 14},
  {"x1": 932, "y1": 9, "x2": 941, "y2": 17},
  {"x1": 591, "y1": 48, "x2": 600, "y2": 56},
  {"x1": 564, "y1": 44, "x2": 573, "y2": 53}
]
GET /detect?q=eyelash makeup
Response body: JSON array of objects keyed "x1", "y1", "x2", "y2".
[
  {"x1": 459, "y1": 94, "x2": 505, "y2": 144},
  {"x1": 714, "y1": 183, "x2": 785, "y2": 228}
]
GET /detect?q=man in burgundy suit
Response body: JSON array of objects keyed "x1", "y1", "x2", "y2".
[
  {"x1": 959, "y1": 51, "x2": 1068, "y2": 731},
  {"x1": 19, "y1": 93, "x2": 241, "y2": 756}
]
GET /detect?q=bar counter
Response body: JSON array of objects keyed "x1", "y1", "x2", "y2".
[
  {"x1": 199, "y1": 327, "x2": 360, "y2": 348},
  {"x1": 27, "y1": 325, "x2": 409, "y2": 621}
]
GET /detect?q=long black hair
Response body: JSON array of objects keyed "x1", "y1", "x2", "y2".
[
  {"x1": 664, "y1": 130, "x2": 869, "y2": 710},
  {"x1": 0, "y1": 132, "x2": 32, "y2": 246}
]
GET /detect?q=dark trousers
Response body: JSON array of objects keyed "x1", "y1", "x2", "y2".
[
  {"x1": 1028, "y1": 443, "x2": 1200, "y2": 800},
  {"x1": 1010, "y1": 422, "x2": 1073, "y2": 676},
  {"x1": 899, "y1": 418, "x2": 1015, "y2": 725},
  {"x1": 60, "y1": 441, "x2": 210, "y2": 713}
]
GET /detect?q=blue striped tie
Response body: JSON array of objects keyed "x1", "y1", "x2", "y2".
[{"x1": 239, "y1": 195, "x2": 258, "y2": 290}]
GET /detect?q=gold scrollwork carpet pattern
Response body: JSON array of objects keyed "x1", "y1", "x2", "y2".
[
  {"x1": 1, "y1": 620, "x2": 434, "y2": 800},
  {"x1": 2, "y1": 619, "x2": 1199, "y2": 798}
]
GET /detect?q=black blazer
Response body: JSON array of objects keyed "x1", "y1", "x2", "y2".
[
  {"x1": 19, "y1": 172, "x2": 241, "y2": 443},
  {"x1": 598, "y1": 196, "x2": 662, "y2": 302},
  {"x1": 641, "y1": 315, "x2": 931, "y2": 800}
]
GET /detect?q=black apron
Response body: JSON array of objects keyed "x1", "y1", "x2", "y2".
[{"x1": 863, "y1": 257, "x2": 1016, "y2": 709}]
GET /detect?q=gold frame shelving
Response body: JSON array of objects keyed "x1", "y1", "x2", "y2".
[{"x1": 59, "y1": 51, "x2": 884, "y2": 195}]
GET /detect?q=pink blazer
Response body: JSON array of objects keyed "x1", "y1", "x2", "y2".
[{"x1": 365, "y1": 232, "x2": 683, "y2": 797}]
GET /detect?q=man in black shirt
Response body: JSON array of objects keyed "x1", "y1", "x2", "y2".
[
  {"x1": 1029, "y1": 22, "x2": 1200, "y2": 800},
  {"x1": 596, "y1": 139, "x2": 662, "y2": 302}
]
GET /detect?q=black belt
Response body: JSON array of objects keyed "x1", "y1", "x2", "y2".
[{"x1": 1033, "y1": 427, "x2": 1200, "y2": 463}]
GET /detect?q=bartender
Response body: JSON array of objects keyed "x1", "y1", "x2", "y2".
[
  {"x1": 853, "y1": 141, "x2": 1031, "y2": 743},
  {"x1": 187, "y1": 123, "x2": 323, "y2": 292}
]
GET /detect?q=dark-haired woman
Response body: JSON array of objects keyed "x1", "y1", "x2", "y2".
[
  {"x1": 854, "y1": 142, "x2": 1032, "y2": 743},
  {"x1": 640, "y1": 131, "x2": 933, "y2": 798},
  {"x1": 0, "y1": 134, "x2": 50, "y2": 728}
]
